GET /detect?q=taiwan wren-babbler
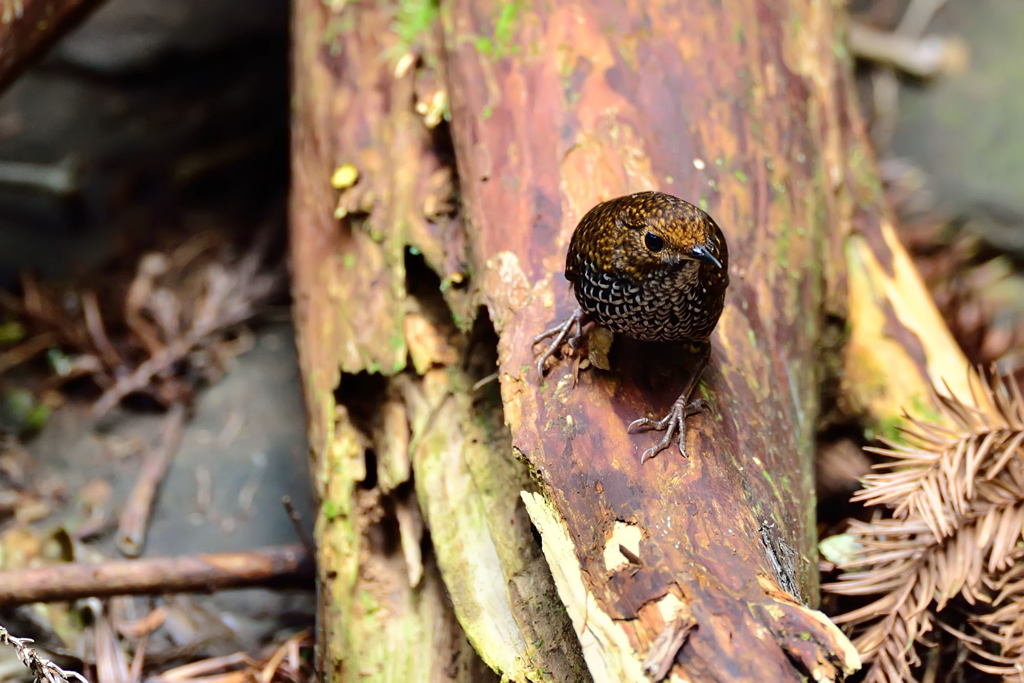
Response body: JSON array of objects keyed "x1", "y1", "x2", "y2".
[{"x1": 534, "y1": 191, "x2": 729, "y2": 463}]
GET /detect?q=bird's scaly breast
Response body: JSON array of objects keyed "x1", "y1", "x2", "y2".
[{"x1": 573, "y1": 257, "x2": 725, "y2": 343}]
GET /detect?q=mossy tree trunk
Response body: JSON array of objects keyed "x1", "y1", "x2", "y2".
[
  {"x1": 290, "y1": 0, "x2": 584, "y2": 680},
  {"x1": 290, "y1": 0, "x2": 971, "y2": 680}
]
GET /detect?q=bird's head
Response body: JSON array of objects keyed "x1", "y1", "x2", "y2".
[{"x1": 568, "y1": 191, "x2": 728, "y2": 281}]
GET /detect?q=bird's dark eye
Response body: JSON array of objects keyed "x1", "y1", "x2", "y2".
[{"x1": 644, "y1": 232, "x2": 664, "y2": 252}]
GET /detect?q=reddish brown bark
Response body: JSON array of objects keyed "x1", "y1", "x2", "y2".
[{"x1": 444, "y1": 0, "x2": 861, "y2": 678}]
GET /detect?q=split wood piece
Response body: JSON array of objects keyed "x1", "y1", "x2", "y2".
[
  {"x1": 0, "y1": 544, "x2": 312, "y2": 606},
  {"x1": 290, "y1": 1, "x2": 510, "y2": 680},
  {"x1": 842, "y1": 220, "x2": 973, "y2": 428},
  {"x1": 117, "y1": 403, "x2": 186, "y2": 557},
  {"x1": 445, "y1": 0, "x2": 867, "y2": 678},
  {"x1": 0, "y1": 0, "x2": 105, "y2": 95},
  {"x1": 397, "y1": 366, "x2": 587, "y2": 681}
]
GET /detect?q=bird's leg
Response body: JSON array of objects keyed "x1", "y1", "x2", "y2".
[
  {"x1": 628, "y1": 341, "x2": 711, "y2": 463},
  {"x1": 532, "y1": 308, "x2": 592, "y2": 377}
]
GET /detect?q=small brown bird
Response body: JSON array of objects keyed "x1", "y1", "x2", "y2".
[{"x1": 534, "y1": 191, "x2": 729, "y2": 462}]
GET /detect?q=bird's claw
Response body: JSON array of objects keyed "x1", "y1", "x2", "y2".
[
  {"x1": 532, "y1": 309, "x2": 590, "y2": 377},
  {"x1": 628, "y1": 398, "x2": 708, "y2": 463}
]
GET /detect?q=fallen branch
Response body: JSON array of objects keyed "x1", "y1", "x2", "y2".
[
  {"x1": 0, "y1": 545, "x2": 312, "y2": 606},
  {"x1": 0, "y1": 0, "x2": 104, "y2": 95},
  {"x1": 117, "y1": 403, "x2": 187, "y2": 557},
  {"x1": 848, "y1": 20, "x2": 967, "y2": 79},
  {"x1": 0, "y1": 331, "x2": 56, "y2": 376}
]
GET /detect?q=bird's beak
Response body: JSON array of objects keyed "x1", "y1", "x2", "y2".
[{"x1": 689, "y1": 244, "x2": 722, "y2": 269}]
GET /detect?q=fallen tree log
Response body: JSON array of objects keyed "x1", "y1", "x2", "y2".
[
  {"x1": 443, "y1": 1, "x2": 867, "y2": 679},
  {"x1": 291, "y1": 0, "x2": 973, "y2": 680}
]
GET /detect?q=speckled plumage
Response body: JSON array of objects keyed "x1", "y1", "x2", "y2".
[
  {"x1": 533, "y1": 191, "x2": 730, "y2": 463},
  {"x1": 566, "y1": 191, "x2": 728, "y2": 344}
]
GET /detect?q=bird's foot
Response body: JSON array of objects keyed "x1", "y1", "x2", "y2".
[
  {"x1": 628, "y1": 398, "x2": 708, "y2": 463},
  {"x1": 532, "y1": 309, "x2": 591, "y2": 377}
]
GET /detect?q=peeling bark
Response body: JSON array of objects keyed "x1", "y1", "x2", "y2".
[{"x1": 842, "y1": 218, "x2": 972, "y2": 427}]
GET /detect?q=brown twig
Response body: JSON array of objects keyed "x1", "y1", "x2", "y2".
[
  {"x1": 91, "y1": 245, "x2": 280, "y2": 418},
  {"x1": 0, "y1": 545, "x2": 312, "y2": 606},
  {"x1": 848, "y1": 20, "x2": 967, "y2": 78},
  {"x1": 117, "y1": 403, "x2": 187, "y2": 557},
  {"x1": 80, "y1": 289, "x2": 123, "y2": 369},
  {"x1": 257, "y1": 630, "x2": 313, "y2": 683},
  {"x1": 0, "y1": 331, "x2": 57, "y2": 376},
  {"x1": 850, "y1": 0, "x2": 962, "y2": 148},
  {"x1": 150, "y1": 630, "x2": 313, "y2": 683},
  {"x1": 0, "y1": 624, "x2": 89, "y2": 682},
  {"x1": 127, "y1": 633, "x2": 147, "y2": 683},
  {"x1": 150, "y1": 652, "x2": 255, "y2": 682},
  {"x1": 0, "y1": 0, "x2": 105, "y2": 95},
  {"x1": 92, "y1": 603, "x2": 129, "y2": 683},
  {"x1": 281, "y1": 496, "x2": 316, "y2": 560}
]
